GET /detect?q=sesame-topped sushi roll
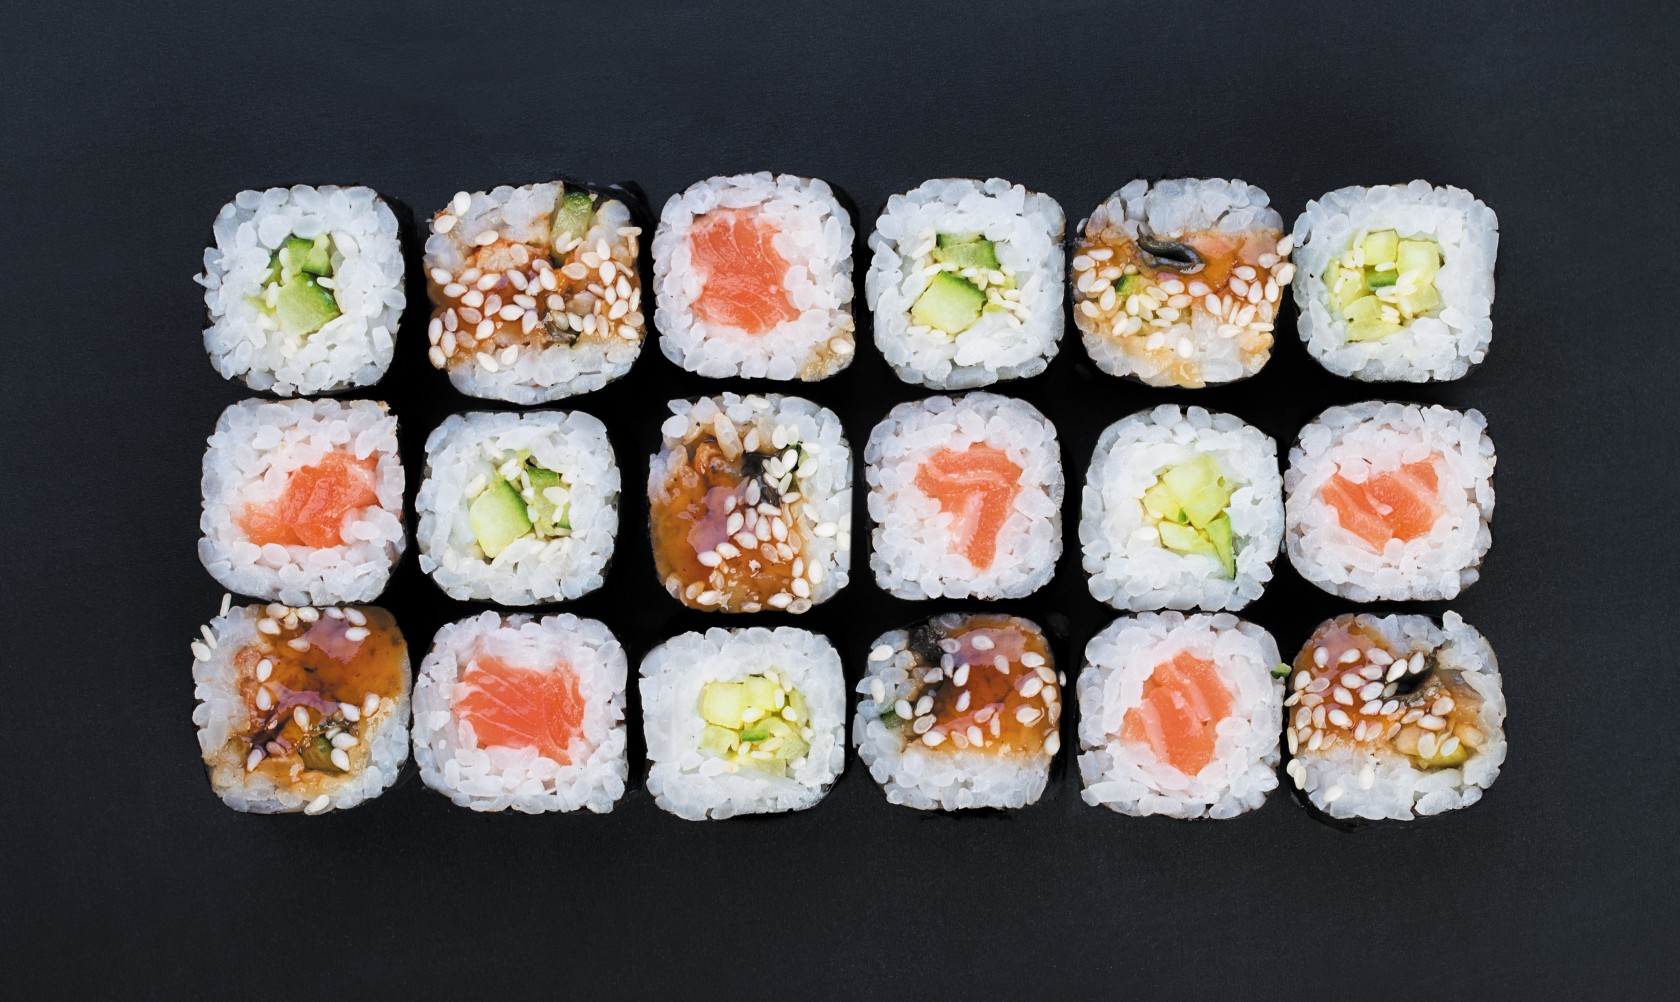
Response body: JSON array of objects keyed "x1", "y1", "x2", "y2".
[
  {"x1": 1073, "y1": 179, "x2": 1292, "y2": 387},
  {"x1": 191, "y1": 599, "x2": 410, "y2": 815},
  {"x1": 424, "y1": 182, "x2": 645, "y2": 402},
  {"x1": 1080, "y1": 406, "x2": 1283, "y2": 612},
  {"x1": 198, "y1": 185, "x2": 406, "y2": 396},
  {"x1": 641, "y1": 628, "x2": 846, "y2": 820},
  {"x1": 653, "y1": 173, "x2": 855, "y2": 380},
  {"x1": 855, "y1": 613, "x2": 1064, "y2": 811},
  {"x1": 1284, "y1": 612, "x2": 1506, "y2": 822},
  {"x1": 865, "y1": 178, "x2": 1065, "y2": 389},
  {"x1": 199, "y1": 399, "x2": 406, "y2": 606},
  {"x1": 1293, "y1": 182, "x2": 1497, "y2": 381},
  {"x1": 416, "y1": 410, "x2": 618, "y2": 605},
  {"x1": 649, "y1": 393, "x2": 850, "y2": 613},
  {"x1": 867, "y1": 392, "x2": 1063, "y2": 600}
]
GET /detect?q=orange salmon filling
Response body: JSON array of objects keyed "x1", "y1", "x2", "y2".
[
  {"x1": 1121, "y1": 651, "x2": 1232, "y2": 775},
  {"x1": 1318, "y1": 457, "x2": 1443, "y2": 552},
  {"x1": 914, "y1": 443, "x2": 1022, "y2": 570},
  {"x1": 239, "y1": 452, "x2": 379, "y2": 548},
  {"x1": 457, "y1": 655, "x2": 585, "y2": 764},
  {"x1": 689, "y1": 208, "x2": 799, "y2": 334},
  {"x1": 894, "y1": 615, "x2": 1060, "y2": 755}
]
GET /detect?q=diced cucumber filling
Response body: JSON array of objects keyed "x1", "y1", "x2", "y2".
[
  {"x1": 549, "y1": 187, "x2": 596, "y2": 254},
  {"x1": 910, "y1": 271, "x2": 986, "y2": 335},
  {"x1": 1329, "y1": 229, "x2": 1444, "y2": 340},
  {"x1": 254, "y1": 234, "x2": 341, "y2": 338},
  {"x1": 697, "y1": 672, "x2": 812, "y2": 776},
  {"x1": 468, "y1": 449, "x2": 573, "y2": 558},
  {"x1": 1139, "y1": 455, "x2": 1238, "y2": 578},
  {"x1": 933, "y1": 232, "x2": 1000, "y2": 272}
]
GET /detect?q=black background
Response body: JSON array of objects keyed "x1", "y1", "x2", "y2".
[{"x1": 3, "y1": 1, "x2": 1675, "y2": 997}]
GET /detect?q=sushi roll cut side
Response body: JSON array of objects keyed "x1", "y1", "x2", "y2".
[
  {"x1": 1073, "y1": 179, "x2": 1292, "y2": 388},
  {"x1": 1080, "y1": 405, "x2": 1283, "y2": 612},
  {"x1": 199, "y1": 399, "x2": 406, "y2": 606},
  {"x1": 416, "y1": 410, "x2": 618, "y2": 605},
  {"x1": 649, "y1": 393, "x2": 850, "y2": 613},
  {"x1": 653, "y1": 172, "x2": 856, "y2": 380},
  {"x1": 855, "y1": 613, "x2": 1064, "y2": 811},
  {"x1": 1293, "y1": 182, "x2": 1497, "y2": 382},
  {"x1": 413, "y1": 611, "x2": 628, "y2": 814},
  {"x1": 867, "y1": 392, "x2": 1063, "y2": 600},
  {"x1": 1284, "y1": 612, "x2": 1506, "y2": 821},
  {"x1": 641, "y1": 628, "x2": 846, "y2": 820},
  {"x1": 191, "y1": 602, "x2": 410, "y2": 814},
  {"x1": 865, "y1": 178, "x2": 1065, "y2": 389},
  {"x1": 424, "y1": 182, "x2": 645, "y2": 402},
  {"x1": 199, "y1": 185, "x2": 406, "y2": 396}
]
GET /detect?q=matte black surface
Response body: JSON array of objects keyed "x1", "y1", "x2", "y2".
[{"x1": 3, "y1": 2, "x2": 1675, "y2": 996}]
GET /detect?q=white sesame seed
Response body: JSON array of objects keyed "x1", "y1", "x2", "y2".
[
  {"x1": 1328, "y1": 708, "x2": 1352, "y2": 728},
  {"x1": 1323, "y1": 785, "x2": 1344, "y2": 804},
  {"x1": 1358, "y1": 763, "x2": 1376, "y2": 789},
  {"x1": 922, "y1": 730, "x2": 946, "y2": 747},
  {"x1": 1313, "y1": 647, "x2": 1328, "y2": 667},
  {"x1": 305, "y1": 794, "x2": 332, "y2": 815},
  {"x1": 344, "y1": 626, "x2": 370, "y2": 643},
  {"x1": 895, "y1": 699, "x2": 913, "y2": 719},
  {"x1": 1043, "y1": 732, "x2": 1060, "y2": 756},
  {"x1": 255, "y1": 687, "x2": 273, "y2": 711},
  {"x1": 363, "y1": 693, "x2": 380, "y2": 716},
  {"x1": 1339, "y1": 648, "x2": 1362, "y2": 665}
]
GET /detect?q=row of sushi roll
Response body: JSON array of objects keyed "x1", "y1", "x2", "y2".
[{"x1": 197, "y1": 177, "x2": 1497, "y2": 397}]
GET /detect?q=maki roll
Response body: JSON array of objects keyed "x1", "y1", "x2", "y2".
[
  {"x1": 191, "y1": 599, "x2": 410, "y2": 815},
  {"x1": 641, "y1": 628, "x2": 846, "y2": 820},
  {"x1": 865, "y1": 178, "x2": 1065, "y2": 388},
  {"x1": 1286, "y1": 402, "x2": 1495, "y2": 601},
  {"x1": 424, "y1": 182, "x2": 645, "y2": 402},
  {"x1": 413, "y1": 612, "x2": 628, "y2": 814},
  {"x1": 649, "y1": 393, "x2": 850, "y2": 613},
  {"x1": 1073, "y1": 179, "x2": 1292, "y2": 388},
  {"x1": 199, "y1": 399, "x2": 405, "y2": 606},
  {"x1": 854, "y1": 613, "x2": 1063, "y2": 811},
  {"x1": 1284, "y1": 612, "x2": 1506, "y2": 821},
  {"x1": 416, "y1": 410, "x2": 618, "y2": 605},
  {"x1": 198, "y1": 185, "x2": 405, "y2": 396},
  {"x1": 866, "y1": 392, "x2": 1063, "y2": 600},
  {"x1": 1080, "y1": 405, "x2": 1283, "y2": 612},
  {"x1": 1077, "y1": 612, "x2": 1283, "y2": 820},
  {"x1": 1292, "y1": 182, "x2": 1498, "y2": 381},
  {"x1": 653, "y1": 173, "x2": 855, "y2": 380}
]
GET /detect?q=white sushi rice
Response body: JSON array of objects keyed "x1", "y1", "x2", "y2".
[
  {"x1": 867, "y1": 392, "x2": 1063, "y2": 600},
  {"x1": 1080, "y1": 405, "x2": 1282, "y2": 611},
  {"x1": 417, "y1": 409, "x2": 618, "y2": 605},
  {"x1": 865, "y1": 178, "x2": 1065, "y2": 389},
  {"x1": 1293, "y1": 182, "x2": 1497, "y2": 382},
  {"x1": 1286, "y1": 402, "x2": 1495, "y2": 601},
  {"x1": 641, "y1": 627, "x2": 845, "y2": 820},
  {"x1": 412, "y1": 611, "x2": 627, "y2": 814},
  {"x1": 199, "y1": 185, "x2": 405, "y2": 396},
  {"x1": 653, "y1": 173, "x2": 855, "y2": 380},
  {"x1": 199, "y1": 399, "x2": 406, "y2": 606},
  {"x1": 1077, "y1": 612, "x2": 1282, "y2": 820}
]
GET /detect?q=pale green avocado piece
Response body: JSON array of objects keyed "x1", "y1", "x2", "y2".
[
  {"x1": 1416, "y1": 739, "x2": 1472, "y2": 768},
  {"x1": 933, "y1": 235, "x2": 1000, "y2": 271},
  {"x1": 1397, "y1": 283, "x2": 1442, "y2": 317},
  {"x1": 301, "y1": 234, "x2": 333, "y2": 276},
  {"x1": 275, "y1": 275, "x2": 341, "y2": 338},
  {"x1": 469, "y1": 477, "x2": 533, "y2": 558},
  {"x1": 1141, "y1": 479, "x2": 1186, "y2": 524},
  {"x1": 787, "y1": 688, "x2": 810, "y2": 724},
  {"x1": 1161, "y1": 456, "x2": 1220, "y2": 511},
  {"x1": 1360, "y1": 229, "x2": 1399, "y2": 267},
  {"x1": 1344, "y1": 295, "x2": 1403, "y2": 342},
  {"x1": 549, "y1": 188, "x2": 595, "y2": 250},
  {"x1": 910, "y1": 272, "x2": 987, "y2": 335},
  {"x1": 700, "y1": 724, "x2": 738, "y2": 755},
  {"x1": 699, "y1": 681, "x2": 749, "y2": 729},
  {"x1": 1396, "y1": 238, "x2": 1441, "y2": 282},
  {"x1": 279, "y1": 236, "x2": 314, "y2": 277},
  {"x1": 1179, "y1": 475, "x2": 1232, "y2": 530},
  {"x1": 1158, "y1": 520, "x2": 1216, "y2": 558},
  {"x1": 525, "y1": 465, "x2": 571, "y2": 536},
  {"x1": 1365, "y1": 268, "x2": 1399, "y2": 291},
  {"x1": 740, "y1": 675, "x2": 778, "y2": 712},
  {"x1": 1330, "y1": 264, "x2": 1372, "y2": 312},
  {"x1": 761, "y1": 717, "x2": 808, "y2": 763},
  {"x1": 1206, "y1": 513, "x2": 1236, "y2": 578}
]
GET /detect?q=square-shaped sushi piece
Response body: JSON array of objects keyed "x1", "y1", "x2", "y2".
[
  {"x1": 424, "y1": 182, "x2": 646, "y2": 402},
  {"x1": 855, "y1": 613, "x2": 1064, "y2": 811},
  {"x1": 1081, "y1": 405, "x2": 1283, "y2": 612},
  {"x1": 866, "y1": 392, "x2": 1063, "y2": 600},
  {"x1": 865, "y1": 178, "x2": 1065, "y2": 389},
  {"x1": 198, "y1": 185, "x2": 406, "y2": 396},
  {"x1": 1292, "y1": 182, "x2": 1497, "y2": 382},
  {"x1": 1284, "y1": 613, "x2": 1506, "y2": 822},
  {"x1": 653, "y1": 172, "x2": 855, "y2": 380},
  {"x1": 1076, "y1": 612, "x2": 1283, "y2": 820},
  {"x1": 413, "y1": 612, "x2": 628, "y2": 814},
  {"x1": 1285, "y1": 402, "x2": 1495, "y2": 601},
  {"x1": 649, "y1": 393, "x2": 850, "y2": 613},
  {"x1": 191, "y1": 600, "x2": 410, "y2": 815},
  {"x1": 641, "y1": 628, "x2": 846, "y2": 820},
  {"x1": 416, "y1": 410, "x2": 618, "y2": 605},
  {"x1": 199, "y1": 399, "x2": 406, "y2": 606},
  {"x1": 1073, "y1": 179, "x2": 1292, "y2": 388}
]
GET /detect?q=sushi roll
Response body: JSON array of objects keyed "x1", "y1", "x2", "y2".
[
  {"x1": 423, "y1": 182, "x2": 645, "y2": 402},
  {"x1": 198, "y1": 185, "x2": 406, "y2": 396},
  {"x1": 199, "y1": 399, "x2": 405, "y2": 606},
  {"x1": 1080, "y1": 405, "x2": 1283, "y2": 612},
  {"x1": 412, "y1": 612, "x2": 628, "y2": 814},
  {"x1": 1286, "y1": 402, "x2": 1495, "y2": 602},
  {"x1": 1073, "y1": 179, "x2": 1292, "y2": 388},
  {"x1": 191, "y1": 599, "x2": 410, "y2": 815},
  {"x1": 1292, "y1": 182, "x2": 1498, "y2": 381},
  {"x1": 640, "y1": 628, "x2": 846, "y2": 820},
  {"x1": 866, "y1": 392, "x2": 1063, "y2": 600},
  {"x1": 854, "y1": 613, "x2": 1064, "y2": 811},
  {"x1": 649, "y1": 393, "x2": 849, "y2": 613},
  {"x1": 1284, "y1": 612, "x2": 1506, "y2": 821},
  {"x1": 865, "y1": 178, "x2": 1065, "y2": 389},
  {"x1": 653, "y1": 172, "x2": 855, "y2": 380},
  {"x1": 1077, "y1": 612, "x2": 1283, "y2": 820},
  {"x1": 416, "y1": 410, "x2": 618, "y2": 605}
]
